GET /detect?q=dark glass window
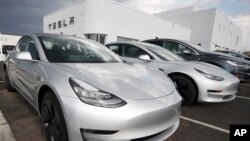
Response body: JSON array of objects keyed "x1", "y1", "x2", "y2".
[
  {"x1": 164, "y1": 41, "x2": 195, "y2": 55},
  {"x1": 123, "y1": 44, "x2": 151, "y2": 58},
  {"x1": 16, "y1": 37, "x2": 28, "y2": 52},
  {"x1": 107, "y1": 44, "x2": 123, "y2": 56},
  {"x1": 26, "y1": 38, "x2": 40, "y2": 60}
]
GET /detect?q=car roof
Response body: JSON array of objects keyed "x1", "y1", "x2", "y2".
[
  {"x1": 143, "y1": 38, "x2": 186, "y2": 43},
  {"x1": 33, "y1": 33, "x2": 78, "y2": 38}
]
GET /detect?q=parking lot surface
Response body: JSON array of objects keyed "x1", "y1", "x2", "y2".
[{"x1": 0, "y1": 81, "x2": 250, "y2": 141}]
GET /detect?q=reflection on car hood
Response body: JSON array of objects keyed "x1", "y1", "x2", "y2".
[
  {"x1": 160, "y1": 61, "x2": 235, "y2": 79},
  {"x1": 51, "y1": 63, "x2": 174, "y2": 100}
]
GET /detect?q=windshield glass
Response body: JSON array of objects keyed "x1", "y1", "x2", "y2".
[
  {"x1": 137, "y1": 43, "x2": 185, "y2": 61},
  {"x1": 38, "y1": 36, "x2": 121, "y2": 63}
]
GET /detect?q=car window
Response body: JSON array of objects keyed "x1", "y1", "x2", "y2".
[
  {"x1": 139, "y1": 43, "x2": 185, "y2": 61},
  {"x1": 16, "y1": 37, "x2": 28, "y2": 52},
  {"x1": 123, "y1": 44, "x2": 152, "y2": 59},
  {"x1": 26, "y1": 37, "x2": 40, "y2": 60},
  {"x1": 107, "y1": 44, "x2": 123, "y2": 56},
  {"x1": 164, "y1": 41, "x2": 195, "y2": 55}
]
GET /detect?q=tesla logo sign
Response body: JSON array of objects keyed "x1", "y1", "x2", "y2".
[{"x1": 48, "y1": 17, "x2": 75, "y2": 30}]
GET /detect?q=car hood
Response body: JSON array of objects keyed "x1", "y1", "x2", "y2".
[
  {"x1": 159, "y1": 60, "x2": 235, "y2": 79},
  {"x1": 50, "y1": 63, "x2": 175, "y2": 100}
]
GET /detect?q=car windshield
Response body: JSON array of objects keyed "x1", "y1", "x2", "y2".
[
  {"x1": 138, "y1": 43, "x2": 185, "y2": 61},
  {"x1": 38, "y1": 36, "x2": 121, "y2": 63}
]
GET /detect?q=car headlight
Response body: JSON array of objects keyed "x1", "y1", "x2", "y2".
[
  {"x1": 226, "y1": 60, "x2": 248, "y2": 66},
  {"x1": 195, "y1": 69, "x2": 224, "y2": 81},
  {"x1": 69, "y1": 78, "x2": 126, "y2": 108}
]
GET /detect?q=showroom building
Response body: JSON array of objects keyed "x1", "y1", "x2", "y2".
[
  {"x1": 43, "y1": 0, "x2": 191, "y2": 44},
  {"x1": 43, "y1": 0, "x2": 242, "y2": 52},
  {"x1": 155, "y1": 6, "x2": 242, "y2": 51}
]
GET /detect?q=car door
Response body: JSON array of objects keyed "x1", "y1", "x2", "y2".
[
  {"x1": 15, "y1": 36, "x2": 40, "y2": 104},
  {"x1": 122, "y1": 44, "x2": 154, "y2": 63}
]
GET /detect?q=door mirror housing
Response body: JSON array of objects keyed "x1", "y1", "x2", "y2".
[
  {"x1": 138, "y1": 54, "x2": 151, "y2": 60},
  {"x1": 15, "y1": 52, "x2": 33, "y2": 61}
]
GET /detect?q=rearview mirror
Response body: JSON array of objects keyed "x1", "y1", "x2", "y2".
[
  {"x1": 15, "y1": 52, "x2": 33, "y2": 61},
  {"x1": 138, "y1": 54, "x2": 151, "y2": 60}
]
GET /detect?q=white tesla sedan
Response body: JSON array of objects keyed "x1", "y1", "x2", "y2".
[
  {"x1": 4, "y1": 34, "x2": 182, "y2": 141},
  {"x1": 106, "y1": 41, "x2": 240, "y2": 105}
]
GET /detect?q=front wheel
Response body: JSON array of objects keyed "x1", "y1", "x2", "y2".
[
  {"x1": 41, "y1": 91, "x2": 68, "y2": 141},
  {"x1": 170, "y1": 75, "x2": 198, "y2": 105}
]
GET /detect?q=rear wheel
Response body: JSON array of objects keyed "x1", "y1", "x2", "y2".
[
  {"x1": 4, "y1": 69, "x2": 15, "y2": 92},
  {"x1": 170, "y1": 75, "x2": 198, "y2": 105},
  {"x1": 41, "y1": 91, "x2": 68, "y2": 141}
]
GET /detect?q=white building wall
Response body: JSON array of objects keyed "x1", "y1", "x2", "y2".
[
  {"x1": 211, "y1": 10, "x2": 242, "y2": 51},
  {"x1": 155, "y1": 8, "x2": 242, "y2": 51},
  {"x1": 44, "y1": 0, "x2": 191, "y2": 43},
  {"x1": 155, "y1": 9, "x2": 216, "y2": 51},
  {"x1": 0, "y1": 34, "x2": 21, "y2": 46}
]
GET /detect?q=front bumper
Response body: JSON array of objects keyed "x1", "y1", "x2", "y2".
[
  {"x1": 60, "y1": 92, "x2": 182, "y2": 141},
  {"x1": 198, "y1": 76, "x2": 239, "y2": 103}
]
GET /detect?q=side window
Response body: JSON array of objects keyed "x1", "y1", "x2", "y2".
[
  {"x1": 178, "y1": 44, "x2": 196, "y2": 54},
  {"x1": 16, "y1": 37, "x2": 28, "y2": 52},
  {"x1": 123, "y1": 44, "x2": 152, "y2": 59},
  {"x1": 164, "y1": 41, "x2": 180, "y2": 53},
  {"x1": 26, "y1": 37, "x2": 40, "y2": 60},
  {"x1": 107, "y1": 44, "x2": 123, "y2": 56},
  {"x1": 164, "y1": 41, "x2": 195, "y2": 54}
]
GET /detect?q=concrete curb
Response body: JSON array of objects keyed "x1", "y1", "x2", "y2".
[{"x1": 0, "y1": 111, "x2": 16, "y2": 141}]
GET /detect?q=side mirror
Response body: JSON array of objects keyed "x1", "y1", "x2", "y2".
[
  {"x1": 15, "y1": 52, "x2": 32, "y2": 61},
  {"x1": 138, "y1": 54, "x2": 151, "y2": 60}
]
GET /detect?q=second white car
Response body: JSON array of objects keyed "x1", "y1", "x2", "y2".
[{"x1": 106, "y1": 41, "x2": 240, "y2": 105}]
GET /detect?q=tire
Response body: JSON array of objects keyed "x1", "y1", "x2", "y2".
[
  {"x1": 41, "y1": 91, "x2": 68, "y2": 141},
  {"x1": 4, "y1": 69, "x2": 16, "y2": 92},
  {"x1": 170, "y1": 75, "x2": 198, "y2": 105}
]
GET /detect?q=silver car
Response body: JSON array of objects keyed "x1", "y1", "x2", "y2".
[
  {"x1": 4, "y1": 34, "x2": 182, "y2": 141},
  {"x1": 106, "y1": 41, "x2": 240, "y2": 105}
]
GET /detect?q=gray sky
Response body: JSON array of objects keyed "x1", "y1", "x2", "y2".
[{"x1": 0, "y1": 0, "x2": 249, "y2": 50}]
